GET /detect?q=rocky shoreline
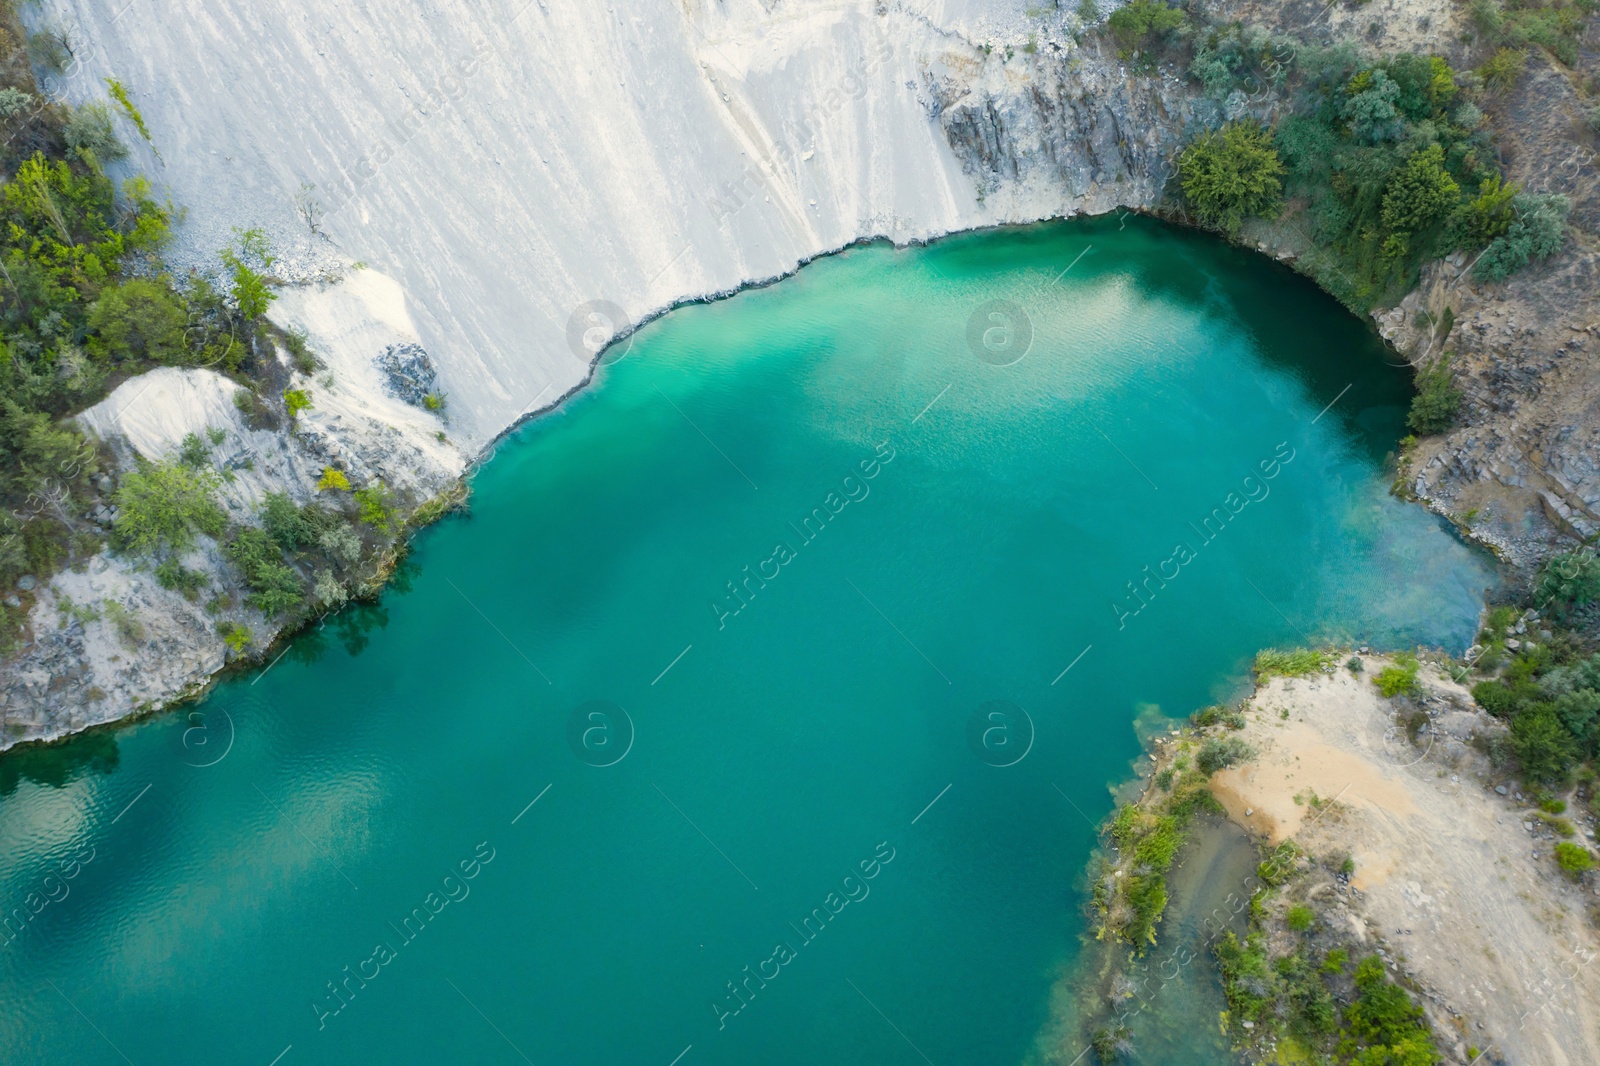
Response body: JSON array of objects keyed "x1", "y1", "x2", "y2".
[{"x1": 1048, "y1": 650, "x2": 1600, "y2": 1066}]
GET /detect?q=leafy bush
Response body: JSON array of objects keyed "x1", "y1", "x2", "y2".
[
  {"x1": 111, "y1": 460, "x2": 226, "y2": 558},
  {"x1": 62, "y1": 102, "x2": 127, "y2": 164},
  {"x1": 313, "y1": 568, "x2": 348, "y2": 608},
  {"x1": 1198, "y1": 736, "x2": 1255, "y2": 774},
  {"x1": 1511, "y1": 704, "x2": 1578, "y2": 785},
  {"x1": 353, "y1": 482, "x2": 396, "y2": 534},
  {"x1": 1535, "y1": 551, "x2": 1600, "y2": 616},
  {"x1": 1473, "y1": 193, "x2": 1569, "y2": 282},
  {"x1": 1554, "y1": 842, "x2": 1594, "y2": 878},
  {"x1": 225, "y1": 527, "x2": 304, "y2": 617},
  {"x1": 1348, "y1": 955, "x2": 1429, "y2": 1042},
  {"x1": 87, "y1": 279, "x2": 188, "y2": 364},
  {"x1": 220, "y1": 228, "x2": 275, "y2": 320},
  {"x1": 1177, "y1": 122, "x2": 1285, "y2": 233},
  {"x1": 318, "y1": 523, "x2": 362, "y2": 566},
  {"x1": 155, "y1": 558, "x2": 206, "y2": 599},
  {"x1": 316, "y1": 467, "x2": 351, "y2": 492},
  {"x1": 1380, "y1": 145, "x2": 1459, "y2": 255},
  {"x1": 283, "y1": 327, "x2": 321, "y2": 374},
  {"x1": 1286, "y1": 904, "x2": 1314, "y2": 931},
  {"x1": 1374, "y1": 655, "x2": 1420, "y2": 697},
  {"x1": 260, "y1": 492, "x2": 314, "y2": 550},
  {"x1": 218, "y1": 620, "x2": 252, "y2": 654},
  {"x1": 1406, "y1": 357, "x2": 1462, "y2": 435},
  {"x1": 283, "y1": 388, "x2": 312, "y2": 419},
  {"x1": 1472, "y1": 679, "x2": 1520, "y2": 718},
  {"x1": 1478, "y1": 47, "x2": 1527, "y2": 93},
  {"x1": 1106, "y1": 0, "x2": 1186, "y2": 55}
]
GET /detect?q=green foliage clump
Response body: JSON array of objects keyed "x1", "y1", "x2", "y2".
[
  {"x1": 1536, "y1": 551, "x2": 1600, "y2": 618},
  {"x1": 104, "y1": 79, "x2": 153, "y2": 143},
  {"x1": 87, "y1": 279, "x2": 188, "y2": 364},
  {"x1": 1511, "y1": 704, "x2": 1579, "y2": 785},
  {"x1": 353, "y1": 481, "x2": 396, "y2": 534},
  {"x1": 62, "y1": 102, "x2": 127, "y2": 164},
  {"x1": 1477, "y1": 47, "x2": 1527, "y2": 93},
  {"x1": 218, "y1": 620, "x2": 252, "y2": 654},
  {"x1": 1345, "y1": 955, "x2": 1438, "y2": 1061},
  {"x1": 1286, "y1": 904, "x2": 1314, "y2": 931},
  {"x1": 1374, "y1": 654, "x2": 1420, "y2": 698},
  {"x1": 283, "y1": 388, "x2": 312, "y2": 419},
  {"x1": 219, "y1": 228, "x2": 275, "y2": 321},
  {"x1": 155, "y1": 558, "x2": 207, "y2": 599},
  {"x1": 1198, "y1": 735, "x2": 1255, "y2": 774},
  {"x1": 110, "y1": 459, "x2": 225, "y2": 558},
  {"x1": 1553, "y1": 842, "x2": 1594, "y2": 878},
  {"x1": 260, "y1": 492, "x2": 315, "y2": 551},
  {"x1": 1473, "y1": 193, "x2": 1569, "y2": 282},
  {"x1": 1106, "y1": 0, "x2": 1186, "y2": 56},
  {"x1": 316, "y1": 467, "x2": 350, "y2": 492},
  {"x1": 1189, "y1": 25, "x2": 1294, "y2": 98},
  {"x1": 1177, "y1": 122, "x2": 1285, "y2": 233},
  {"x1": 1379, "y1": 145, "x2": 1459, "y2": 256},
  {"x1": 225, "y1": 527, "x2": 304, "y2": 617},
  {"x1": 1407, "y1": 357, "x2": 1462, "y2": 435}
]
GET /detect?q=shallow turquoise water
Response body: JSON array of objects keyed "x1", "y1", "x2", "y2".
[{"x1": 0, "y1": 218, "x2": 1493, "y2": 1065}]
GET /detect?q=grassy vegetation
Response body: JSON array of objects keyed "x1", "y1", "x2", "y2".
[
  {"x1": 1374, "y1": 652, "x2": 1421, "y2": 698},
  {"x1": 1093, "y1": 759, "x2": 1222, "y2": 948},
  {"x1": 1254, "y1": 647, "x2": 1338, "y2": 678}
]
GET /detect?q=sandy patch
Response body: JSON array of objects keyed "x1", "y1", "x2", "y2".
[{"x1": 1214, "y1": 661, "x2": 1600, "y2": 1066}]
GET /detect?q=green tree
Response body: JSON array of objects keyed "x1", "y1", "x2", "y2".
[
  {"x1": 1535, "y1": 550, "x2": 1600, "y2": 616},
  {"x1": 225, "y1": 526, "x2": 304, "y2": 616},
  {"x1": 260, "y1": 492, "x2": 314, "y2": 550},
  {"x1": 1407, "y1": 358, "x2": 1462, "y2": 435},
  {"x1": 1177, "y1": 122, "x2": 1286, "y2": 233},
  {"x1": 87, "y1": 279, "x2": 188, "y2": 364},
  {"x1": 111, "y1": 459, "x2": 226, "y2": 557},
  {"x1": 1474, "y1": 193, "x2": 1568, "y2": 282},
  {"x1": 1510, "y1": 704, "x2": 1579, "y2": 785},
  {"x1": 1106, "y1": 0, "x2": 1185, "y2": 54},
  {"x1": 1381, "y1": 145, "x2": 1459, "y2": 240}
]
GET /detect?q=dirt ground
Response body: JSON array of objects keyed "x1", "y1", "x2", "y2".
[{"x1": 1211, "y1": 660, "x2": 1600, "y2": 1066}]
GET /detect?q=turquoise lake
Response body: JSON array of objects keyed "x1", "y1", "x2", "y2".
[{"x1": 0, "y1": 218, "x2": 1495, "y2": 1065}]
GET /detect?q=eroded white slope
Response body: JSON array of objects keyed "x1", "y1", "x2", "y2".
[{"x1": 32, "y1": 0, "x2": 1059, "y2": 441}]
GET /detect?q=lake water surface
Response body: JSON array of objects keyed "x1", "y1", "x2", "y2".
[{"x1": 0, "y1": 218, "x2": 1494, "y2": 1065}]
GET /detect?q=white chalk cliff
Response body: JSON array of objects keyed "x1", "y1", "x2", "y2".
[{"x1": 5, "y1": 0, "x2": 1217, "y2": 744}]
